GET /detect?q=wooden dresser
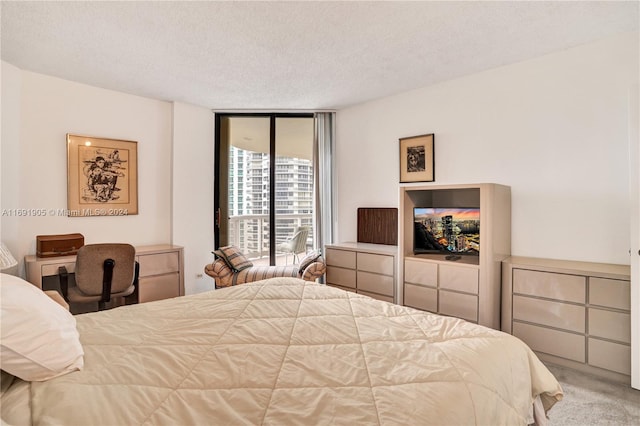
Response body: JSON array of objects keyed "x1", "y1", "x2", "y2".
[
  {"x1": 135, "y1": 245, "x2": 184, "y2": 303},
  {"x1": 502, "y1": 256, "x2": 631, "y2": 383},
  {"x1": 325, "y1": 242, "x2": 397, "y2": 303}
]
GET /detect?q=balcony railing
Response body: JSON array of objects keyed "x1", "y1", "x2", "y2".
[{"x1": 228, "y1": 213, "x2": 313, "y2": 261}]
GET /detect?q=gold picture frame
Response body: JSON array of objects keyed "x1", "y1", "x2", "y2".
[
  {"x1": 67, "y1": 134, "x2": 138, "y2": 216},
  {"x1": 399, "y1": 133, "x2": 434, "y2": 183}
]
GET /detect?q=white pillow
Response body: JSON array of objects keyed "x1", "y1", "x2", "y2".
[{"x1": 0, "y1": 273, "x2": 84, "y2": 381}]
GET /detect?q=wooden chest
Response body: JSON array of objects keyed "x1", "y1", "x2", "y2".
[{"x1": 36, "y1": 233, "x2": 84, "y2": 258}]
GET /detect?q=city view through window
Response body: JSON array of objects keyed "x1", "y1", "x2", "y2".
[
  {"x1": 224, "y1": 116, "x2": 315, "y2": 265},
  {"x1": 216, "y1": 113, "x2": 315, "y2": 265}
]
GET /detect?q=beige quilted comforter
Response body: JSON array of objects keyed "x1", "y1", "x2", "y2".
[{"x1": 2, "y1": 277, "x2": 562, "y2": 425}]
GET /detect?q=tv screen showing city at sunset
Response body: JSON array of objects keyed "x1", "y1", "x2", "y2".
[{"x1": 413, "y1": 208, "x2": 480, "y2": 255}]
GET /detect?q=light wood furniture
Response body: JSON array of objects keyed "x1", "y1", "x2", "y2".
[
  {"x1": 25, "y1": 244, "x2": 184, "y2": 304},
  {"x1": 399, "y1": 183, "x2": 511, "y2": 329},
  {"x1": 135, "y1": 245, "x2": 184, "y2": 303},
  {"x1": 325, "y1": 242, "x2": 397, "y2": 303},
  {"x1": 502, "y1": 256, "x2": 631, "y2": 383}
]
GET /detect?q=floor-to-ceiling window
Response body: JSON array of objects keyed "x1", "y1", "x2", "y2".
[{"x1": 215, "y1": 113, "x2": 315, "y2": 266}]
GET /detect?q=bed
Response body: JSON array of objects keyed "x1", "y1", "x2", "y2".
[{"x1": 1, "y1": 275, "x2": 562, "y2": 425}]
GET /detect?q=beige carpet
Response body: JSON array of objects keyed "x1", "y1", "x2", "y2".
[{"x1": 545, "y1": 364, "x2": 640, "y2": 425}]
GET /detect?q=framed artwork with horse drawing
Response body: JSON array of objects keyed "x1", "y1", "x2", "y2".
[{"x1": 399, "y1": 133, "x2": 434, "y2": 183}]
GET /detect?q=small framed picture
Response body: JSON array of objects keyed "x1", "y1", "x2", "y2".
[
  {"x1": 67, "y1": 134, "x2": 138, "y2": 216},
  {"x1": 399, "y1": 134, "x2": 434, "y2": 183}
]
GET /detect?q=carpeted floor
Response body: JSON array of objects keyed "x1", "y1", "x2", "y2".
[{"x1": 545, "y1": 364, "x2": 640, "y2": 425}]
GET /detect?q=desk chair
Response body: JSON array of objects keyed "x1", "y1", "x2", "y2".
[
  {"x1": 276, "y1": 226, "x2": 310, "y2": 264},
  {"x1": 58, "y1": 243, "x2": 139, "y2": 311}
]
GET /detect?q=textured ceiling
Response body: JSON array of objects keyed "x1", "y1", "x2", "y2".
[{"x1": 1, "y1": 1, "x2": 638, "y2": 110}]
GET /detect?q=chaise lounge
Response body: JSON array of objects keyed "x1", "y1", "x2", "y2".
[{"x1": 204, "y1": 245, "x2": 326, "y2": 288}]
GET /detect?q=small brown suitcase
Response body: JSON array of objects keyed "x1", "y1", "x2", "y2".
[{"x1": 36, "y1": 233, "x2": 85, "y2": 258}]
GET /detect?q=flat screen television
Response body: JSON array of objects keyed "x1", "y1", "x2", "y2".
[{"x1": 413, "y1": 207, "x2": 480, "y2": 256}]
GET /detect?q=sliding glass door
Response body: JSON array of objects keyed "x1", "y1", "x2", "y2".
[{"x1": 215, "y1": 113, "x2": 315, "y2": 266}]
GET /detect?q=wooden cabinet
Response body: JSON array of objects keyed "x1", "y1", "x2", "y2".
[
  {"x1": 325, "y1": 242, "x2": 397, "y2": 303},
  {"x1": 135, "y1": 245, "x2": 184, "y2": 303},
  {"x1": 404, "y1": 257, "x2": 479, "y2": 323},
  {"x1": 502, "y1": 256, "x2": 631, "y2": 383},
  {"x1": 399, "y1": 183, "x2": 511, "y2": 329}
]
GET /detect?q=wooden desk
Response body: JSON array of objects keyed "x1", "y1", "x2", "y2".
[{"x1": 25, "y1": 244, "x2": 185, "y2": 303}]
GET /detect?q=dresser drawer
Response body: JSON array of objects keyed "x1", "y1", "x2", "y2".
[
  {"x1": 139, "y1": 272, "x2": 180, "y2": 303},
  {"x1": 137, "y1": 252, "x2": 179, "y2": 277},
  {"x1": 327, "y1": 283, "x2": 356, "y2": 293},
  {"x1": 404, "y1": 259, "x2": 437, "y2": 287},
  {"x1": 326, "y1": 266, "x2": 356, "y2": 289},
  {"x1": 588, "y1": 338, "x2": 630, "y2": 375},
  {"x1": 439, "y1": 290, "x2": 477, "y2": 323},
  {"x1": 325, "y1": 248, "x2": 356, "y2": 269},
  {"x1": 589, "y1": 278, "x2": 630, "y2": 310},
  {"x1": 404, "y1": 283, "x2": 437, "y2": 313},
  {"x1": 41, "y1": 260, "x2": 77, "y2": 276},
  {"x1": 588, "y1": 308, "x2": 631, "y2": 344},
  {"x1": 439, "y1": 264, "x2": 478, "y2": 294},
  {"x1": 513, "y1": 269, "x2": 585, "y2": 303},
  {"x1": 513, "y1": 322, "x2": 585, "y2": 362},
  {"x1": 357, "y1": 252, "x2": 394, "y2": 276},
  {"x1": 357, "y1": 271, "x2": 393, "y2": 296},
  {"x1": 358, "y1": 290, "x2": 393, "y2": 303},
  {"x1": 513, "y1": 295, "x2": 585, "y2": 333}
]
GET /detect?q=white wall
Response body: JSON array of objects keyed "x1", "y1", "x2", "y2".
[
  {"x1": 0, "y1": 62, "x2": 22, "y2": 265},
  {"x1": 336, "y1": 32, "x2": 639, "y2": 266},
  {"x1": 171, "y1": 102, "x2": 215, "y2": 294},
  {"x1": 3, "y1": 31, "x2": 636, "y2": 292},
  {"x1": 1, "y1": 64, "x2": 173, "y2": 275}
]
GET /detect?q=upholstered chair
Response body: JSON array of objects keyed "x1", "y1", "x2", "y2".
[{"x1": 58, "y1": 243, "x2": 139, "y2": 311}]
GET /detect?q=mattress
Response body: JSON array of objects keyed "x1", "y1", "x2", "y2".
[{"x1": 1, "y1": 277, "x2": 562, "y2": 425}]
